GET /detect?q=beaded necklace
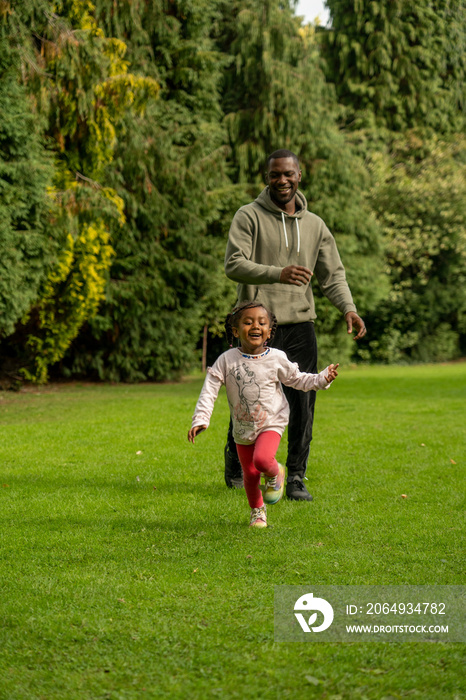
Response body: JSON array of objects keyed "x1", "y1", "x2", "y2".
[{"x1": 237, "y1": 347, "x2": 271, "y2": 360}]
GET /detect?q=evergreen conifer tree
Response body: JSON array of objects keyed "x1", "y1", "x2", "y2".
[
  {"x1": 0, "y1": 37, "x2": 56, "y2": 381},
  {"x1": 323, "y1": 0, "x2": 466, "y2": 362},
  {"x1": 324, "y1": 0, "x2": 465, "y2": 132},
  {"x1": 1, "y1": 0, "x2": 157, "y2": 382},
  {"x1": 0, "y1": 43, "x2": 53, "y2": 336},
  {"x1": 62, "y1": 0, "x2": 232, "y2": 381}
]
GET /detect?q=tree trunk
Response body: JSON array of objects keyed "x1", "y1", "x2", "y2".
[{"x1": 202, "y1": 324, "x2": 208, "y2": 373}]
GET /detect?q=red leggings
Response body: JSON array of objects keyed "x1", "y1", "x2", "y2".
[{"x1": 236, "y1": 431, "x2": 281, "y2": 508}]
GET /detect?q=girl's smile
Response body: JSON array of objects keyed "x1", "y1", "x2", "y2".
[{"x1": 232, "y1": 306, "x2": 272, "y2": 355}]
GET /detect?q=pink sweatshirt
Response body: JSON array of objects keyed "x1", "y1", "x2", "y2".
[{"x1": 191, "y1": 347, "x2": 332, "y2": 445}]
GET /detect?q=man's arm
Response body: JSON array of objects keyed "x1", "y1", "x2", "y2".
[
  {"x1": 225, "y1": 209, "x2": 312, "y2": 286},
  {"x1": 313, "y1": 226, "x2": 357, "y2": 313},
  {"x1": 345, "y1": 311, "x2": 366, "y2": 340},
  {"x1": 279, "y1": 266, "x2": 312, "y2": 286},
  {"x1": 224, "y1": 209, "x2": 282, "y2": 284},
  {"x1": 314, "y1": 226, "x2": 366, "y2": 340}
]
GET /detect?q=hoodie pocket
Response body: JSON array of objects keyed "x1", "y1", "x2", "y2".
[{"x1": 255, "y1": 282, "x2": 311, "y2": 315}]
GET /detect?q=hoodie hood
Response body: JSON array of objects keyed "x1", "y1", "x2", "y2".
[
  {"x1": 255, "y1": 187, "x2": 307, "y2": 254},
  {"x1": 255, "y1": 187, "x2": 308, "y2": 218}
]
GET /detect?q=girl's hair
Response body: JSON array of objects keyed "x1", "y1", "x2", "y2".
[{"x1": 225, "y1": 301, "x2": 278, "y2": 347}]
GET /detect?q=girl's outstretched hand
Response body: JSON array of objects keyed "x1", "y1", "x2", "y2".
[
  {"x1": 188, "y1": 425, "x2": 207, "y2": 443},
  {"x1": 325, "y1": 363, "x2": 339, "y2": 383}
]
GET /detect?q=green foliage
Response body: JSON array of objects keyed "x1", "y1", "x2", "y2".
[
  {"x1": 359, "y1": 134, "x2": 466, "y2": 363},
  {"x1": 39, "y1": 0, "x2": 159, "y2": 180},
  {"x1": 324, "y1": 0, "x2": 465, "y2": 133},
  {"x1": 321, "y1": 1, "x2": 465, "y2": 364},
  {"x1": 0, "y1": 40, "x2": 55, "y2": 340},
  {"x1": 23, "y1": 208, "x2": 116, "y2": 383},
  {"x1": 213, "y1": 0, "x2": 307, "y2": 181},
  {"x1": 0, "y1": 0, "x2": 158, "y2": 383},
  {"x1": 61, "y1": 0, "x2": 233, "y2": 381},
  {"x1": 1, "y1": 0, "x2": 465, "y2": 381}
]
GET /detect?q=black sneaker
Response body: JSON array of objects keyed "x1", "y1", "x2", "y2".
[
  {"x1": 224, "y1": 445, "x2": 244, "y2": 489},
  {"x1": 286, "y1": 475, "x2": 313, "y2": 501}
]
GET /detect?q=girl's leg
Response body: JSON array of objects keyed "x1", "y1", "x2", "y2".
[
  {"x1": 236, "y1": 443, "x2": 262, "y2": 509},
  {"x1": 253, "y1": 431, "x2": 281, "y2": 478},
  {"x1": 236, "y1": 431, "x2": 282, "y2": 509}
]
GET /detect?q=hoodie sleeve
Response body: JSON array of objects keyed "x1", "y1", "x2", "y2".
[
  {"x1": 314, "y1": 225, "x2": 357, "y2": 316},
  {"x1": 224, "y1": 208, "x2": 282, "y2": 284}
]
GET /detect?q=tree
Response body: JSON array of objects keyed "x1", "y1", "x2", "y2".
[
  {"x1": 0, "y1": 38, "x2": 55, "y2": 344},
  {"x1": 1, "y1": 0, "x2": 157, "y2": 382},
  {"x1": 322, "y1": 0, "x2": 466, "y2": 363},
  {"x1": 359, "y1": 133, "x2": 466, "y2": 363},
  {"x1": 61, "y1": 0, "x2": 232, "y2": 381},
  {"x1": 324, "y1": 0, "x2": 465, "y2": 133}
]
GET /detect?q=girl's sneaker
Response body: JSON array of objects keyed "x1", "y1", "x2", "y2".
[
  {"x1": 263, "y1": 463, "x2": 285, "y2": 504},
  {"x1": 249, "y1": 505, "x2": 267, "y2": 528}
]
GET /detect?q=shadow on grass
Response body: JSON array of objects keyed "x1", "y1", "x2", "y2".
[
  {"x1": 3, "y1": 473, "x2": 233, "y2": 498},
  {"x1": 7, "y1": 511, "x2": 251, "y2": 538}
]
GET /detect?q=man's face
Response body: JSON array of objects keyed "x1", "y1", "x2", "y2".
[{"x1": 266, "y1": 157, "x2": 302, "y2": 209}]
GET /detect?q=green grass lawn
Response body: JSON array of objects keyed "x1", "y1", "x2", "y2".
[{"x1": 0, "y1": 363, "x2": 464, "y2": 699}]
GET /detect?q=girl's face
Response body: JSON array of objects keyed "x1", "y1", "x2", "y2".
[{"x1": 232, "y1": 306, "x2": 271, "y2": 355}]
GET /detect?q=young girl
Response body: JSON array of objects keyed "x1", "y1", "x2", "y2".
[{"x1": 188, "y1": 301, "x2": 338, "y2": 528}]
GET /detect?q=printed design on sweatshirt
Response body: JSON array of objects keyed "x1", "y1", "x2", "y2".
[{"x1": 227, "y1": 363, "x2": 267, "y2": 436}]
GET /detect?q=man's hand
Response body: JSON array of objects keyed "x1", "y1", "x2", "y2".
[
  {"x1": 279, "y1": 265, "x2": 312, "y2": 286},
  {"x1": 325, "y1": 363, "x2": 339, "y2": 383},
  {"x1": 188, "y1": 425, "x2": 207, "y2": 443},
  {"x1": 345, "y1": 312, "x2": 366, "y2": 340}
]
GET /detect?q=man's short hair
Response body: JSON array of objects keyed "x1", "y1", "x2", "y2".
[{"x1": 267, "y1": 149, "x2": 300, "y2": 168}]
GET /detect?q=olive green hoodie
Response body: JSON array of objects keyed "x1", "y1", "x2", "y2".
[{"x1": 224, "y1": 188, "x2": 357, "y2": 325}]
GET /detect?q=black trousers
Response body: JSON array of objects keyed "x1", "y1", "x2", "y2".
[{"x1": 227, "y1": 322, "x2": 318, "y2": 478}]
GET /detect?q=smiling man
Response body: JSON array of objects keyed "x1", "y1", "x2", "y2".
[{"x1": 223, "y1": 149, "x2": 366, "y2": 500}]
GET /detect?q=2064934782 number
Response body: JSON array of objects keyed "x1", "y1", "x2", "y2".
[{"x1": 366, "y1": 602, "x2": 446, "y2": 615}]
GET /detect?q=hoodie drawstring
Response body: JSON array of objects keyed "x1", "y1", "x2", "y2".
[
  {"x1": 281, "y1": 212, "x2": 300, "y2": 254},
  {"x1": 281, "y1": 212, "x2": 289, "y2": 249}
]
